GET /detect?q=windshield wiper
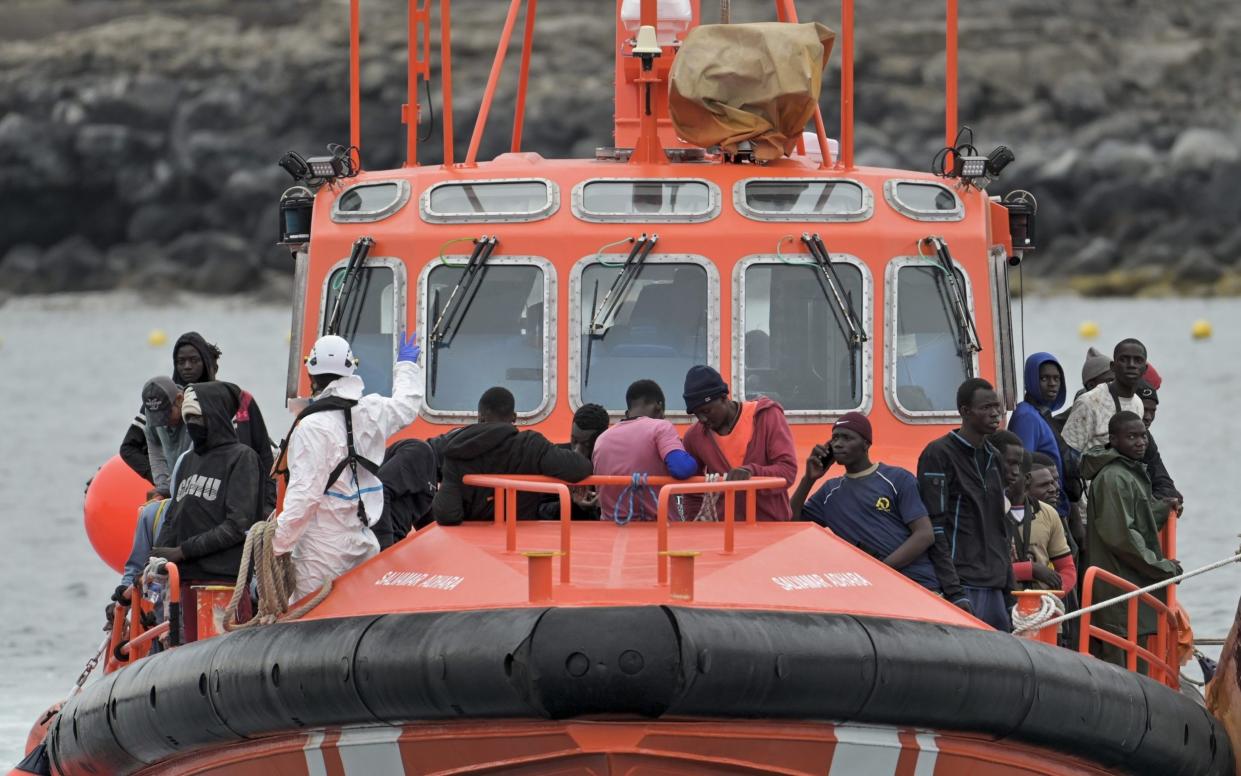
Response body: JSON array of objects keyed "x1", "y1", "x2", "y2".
[
  {"x1": 923, "y1": 236, "x2": 981, "y2": 376},
  {"x1": 589, "y1": 233, "x2": 657, "y2": 333},
  {"x1": 801, "y1": 233, "x2": 867, "y2": 347},
  {"x1": 429, "y1": 235, "x2": 498, "y2": 346},
  {"x1": 802, "y1": 233, "x2": 867, "y2": 399},
  {"x1": 583, "y1": 234, "x2": 657, "y2": 388},
  {"x1": 326, "y1": 236, "x2": 374, "y2": 336}
]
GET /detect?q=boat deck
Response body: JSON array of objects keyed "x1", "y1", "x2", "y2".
[{"x1": 302, "y1": 520, "x2": 981, "y2": 628}]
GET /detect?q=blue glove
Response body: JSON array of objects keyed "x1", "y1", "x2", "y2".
[{"x1": 397, "y1": 331, "x2": 421, "y2": 363}]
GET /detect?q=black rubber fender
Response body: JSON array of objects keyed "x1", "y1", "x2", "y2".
[
  {"x1": 207, "y1": 615, "x2": 382, "y2": 736},
  {"x1": 355, "y1": 608, "x2": 545, "y2": 720}
]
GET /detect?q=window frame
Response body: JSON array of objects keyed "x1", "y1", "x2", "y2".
[
  {"x1": 570, "y1": 178, "x2": 722, "y2": 224},
  {"x1": 989, "y1": 245, "x2": 1018, "y2": 412},
  {"x1": 731, "y1": 177, "x2": 874, "y2": 223},
  {"x1": 567, "y1": 253, "x2": 721, "y2": 421},
  {"x1": 416, "y1": 254, "x2": 557, "y2": 424},
  {"x1": 731, "y1": 254, "x2": 874, "y2": 423},
  {"x1": 884, "y1": 255, "x2": 980, "y2": 424},
  {"x1": 314, "y1": 256, "x2": 409, "y2": 396},
  {"x1": 418, "y1": 178, "x2": 559, "y2": 224},
  {"x1": 330, "y1": 179, "x2": 413, "y2": 223},
  {"x1": 883, "y1": 178, "x2": 965, "y2": 222}
]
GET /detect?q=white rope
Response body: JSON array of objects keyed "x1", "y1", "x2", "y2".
[
  {"x1": 1013, "y1": 551, "x2": 1241, "y2": 635},
  {"x1": 695, "y1": 473, "x2": 723, "y2": 522},
  {"x1": 1011, "y1": 592, "x2": 1065, "y2": 637}
]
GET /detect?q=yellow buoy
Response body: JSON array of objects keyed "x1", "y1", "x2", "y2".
[
  {"x1": 1078, "y1": 321, "x2": 1100, "y2": 340},
  {"x1": 147, "y1": 329, "x2": 168, "y2": 347},
  {"x1": 1191, "y1": 319, "x2": 1212, "y2": 340}
]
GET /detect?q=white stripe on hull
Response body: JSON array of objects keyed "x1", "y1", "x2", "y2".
[
  {"x1": 338, "y1": 725, "x2": 405, "y2": 775},
  {"x1": 914, "y1": 731, "x2": 940, "y2": 776},
  {"x1": 828, "y1": 724, "x2": 903, "y2": 775},
  {"x1": 303, "y1": 730, "x2": 329, "y2": 776}
]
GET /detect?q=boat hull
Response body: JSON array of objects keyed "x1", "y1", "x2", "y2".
[
  {"x1": 133, "y1": 720, "x2": 1124, "y2": 775},
  {"x1": 47, "y1": 606, "x2": 1234, "y2": 776}
]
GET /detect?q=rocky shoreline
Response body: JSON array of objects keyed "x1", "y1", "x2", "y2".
[{"x1": 2, "y1": 0, "x2": 1239, "y2": 297}]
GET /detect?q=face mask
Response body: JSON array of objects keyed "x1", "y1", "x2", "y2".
[{"x1": 187, "y1": 421, "x2": 209, "y2": 452}]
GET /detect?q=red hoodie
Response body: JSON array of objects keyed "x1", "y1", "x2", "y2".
[{"x1": 683, "y1": 396, "x2": 797, "y2": 520}]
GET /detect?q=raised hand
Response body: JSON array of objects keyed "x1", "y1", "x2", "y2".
[{"x1": 398, "y1": 330, "x2": 421, "y2": 363}]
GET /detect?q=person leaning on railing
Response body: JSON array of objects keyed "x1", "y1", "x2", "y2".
[{"x1": 1079, "y1": 410, "x2": 1182, "y2": 668}]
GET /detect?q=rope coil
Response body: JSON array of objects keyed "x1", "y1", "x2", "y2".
[
  {"x1": 1010, "y1": 593, "x2": 1065, "y2": 637},
  {"x1": 613, "y1": 473, "x2": 655, "y2": 525},
  {"x1": 219, "y1": 521, "x2": 332, "y2": 632}
]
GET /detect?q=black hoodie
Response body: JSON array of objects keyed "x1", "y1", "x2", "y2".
[
  {"x1": 431, "y1": 422, "x2": 592, "y2": 525},
  {"x1": 172, "y1": 331, "x2": 220, "y2": 386},
  {"x1": 155, "y1": 382, "x2": 263, "y2": 580},
  {"x1": 121, "y1": 333, "x2": 275, "y2": 512}
]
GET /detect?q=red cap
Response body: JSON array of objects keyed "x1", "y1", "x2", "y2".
[
  {"x1": 833, "y1": 412, "x2": 873, "y2": 445},
  {"x1": 1144, "y1": 362, "x2": 1162, "y2": 390}
]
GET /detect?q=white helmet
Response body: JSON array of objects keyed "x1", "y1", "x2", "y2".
[{"x1": 305, "y1": 334, "x2": 358, "y2": 376}]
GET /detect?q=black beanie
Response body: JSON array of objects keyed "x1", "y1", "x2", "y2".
[
  {"x1": 683, "y1": 365, "x2": 728, "y2": 413},
  {"x1": 1137, "y1": 379, "x2": 1158, "y2": 405}
]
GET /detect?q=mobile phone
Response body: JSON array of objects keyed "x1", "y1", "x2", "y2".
[{"x1": 817, "y1": 446, "x2": 834, "y2": 466}]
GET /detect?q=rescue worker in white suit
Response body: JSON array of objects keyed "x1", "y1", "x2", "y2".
[{"x1": 273, "y1": 332, "x2": 423, "y2": 600}]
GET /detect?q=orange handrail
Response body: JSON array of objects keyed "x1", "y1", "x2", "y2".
[
  {"x1": 104, "y1": 561, "x2": 183, "y2": 674},
  {"x1": 464, "y1": 474, "x2": 573, "y2": 582},
  {"x1": 458, "y1": 474, "x2": 788, "y2": 589},
  {"x1": 511, "y1": 0, "x2": 538, "y2": 153},
  {"x1": 654, "y1": 477, "x2": 785, "y2": 583},
  {"x1": 1076, "y1": 565, "x2": 1179, "y2": 688}
]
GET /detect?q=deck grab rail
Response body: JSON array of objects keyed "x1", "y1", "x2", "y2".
[
  {"x1": 105, "y1": 562, "x2": 181, "y2": 674},
  {"x1": 1076, "y1": 565, "x2": 1179, "y2": 689},
  {"x1": 460, "y1": 474, "x2": 788, "y2": 586}
]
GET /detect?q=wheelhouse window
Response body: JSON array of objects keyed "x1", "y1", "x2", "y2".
[
  {"x1": 884, "y1": 180, "x2": 964, "y2": 222},
  {"x1": 573, "y1": 256, "x2": 717, "y2": 413},
  {"x1": 421, "y1": 179, "x2": 556, "y2": 223},
  {"x1": 423, "y1": 258, "x2": 551, "y2": 418},
  {"x1": 321, "y1": 261, "x2": 402, "y2": 396},
  {"x1": 331, "y1": 180, "x2": 411, "y2": 223},
  {"x1": 889, "y1": 260, "x2": 977, "y2": 415},
  {"x1": 573, "y1": 179, "x2": 719, "y2": 222},
  {"x1": 735, "y1": 178, "x2": 871, "y2": 222},
  {"x1": 737, "y1": 258, "x2": 868, "y2": 414}
]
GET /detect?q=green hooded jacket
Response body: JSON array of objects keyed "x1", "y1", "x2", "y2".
[{"x1": 1082, "y1": 446, "x2": 1177, "y2": 637}]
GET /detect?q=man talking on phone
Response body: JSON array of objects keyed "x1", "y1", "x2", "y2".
[{"x1": 791, "y1": 412, "x2": 940, "y2": 592}]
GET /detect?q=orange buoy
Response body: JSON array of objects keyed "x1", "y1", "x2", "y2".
[{"x1": 83, "y1": 455, "x2": 151, "y2": 573}]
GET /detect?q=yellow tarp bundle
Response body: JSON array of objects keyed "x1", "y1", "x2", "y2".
[{"x1": 668, "y1": 22, "x2": 835, "y2": 161}]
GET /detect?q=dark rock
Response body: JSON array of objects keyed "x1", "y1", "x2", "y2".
[
  {"x1": 1169, "y1": 128, "x2": 1240, "y2": 172},
  {"x1": 1066, "y1": 236, "x2": 1119, "y2": 275},
  {"x1": 1174, "y1": 246, "x2": 1224, "y2": 284}
]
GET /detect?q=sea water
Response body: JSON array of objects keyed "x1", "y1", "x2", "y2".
[{"x1": 0, "y1": 291, "x2": 1237, "y2": 761}]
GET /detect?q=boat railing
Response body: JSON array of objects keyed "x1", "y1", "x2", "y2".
[
  {"x1": 1076, "y1": 565, "x2": 1179, "y2": 689},
  {"x1": 104, "y1": 561, "x2": 181, "y2": 674},
  {"x1": 460, "y1": 474, "x2": 788, "y2": 586}
]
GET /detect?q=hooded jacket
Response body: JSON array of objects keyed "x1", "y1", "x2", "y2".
[
  {"x1": 120, "y1": 332, "x2": 275, "y2": 510},
  {"x1": 432, "y1": 423, "x2": 593, "y2": 525},
  {"x1": 1081, "y1": 446, "x2": 1178, "y2": 637},
  {"x1": 375, "y1": 438, "x2": 439, "y2": 546},
  {"x1": 273, "y1": 360, "x2": 422, "y2": 600},
  {"x1": 1008, "y1": 352, "x2": 1073, "y2": 513},
  {"x1": 155, "y1": 382, "x2": 263, "y2": 580},
  {"x1": 172, "y1": 331, "x2": 220, "y2": 386},
  {"x1": 681, "y1": 396, "x2": 798, "y2": 520}
]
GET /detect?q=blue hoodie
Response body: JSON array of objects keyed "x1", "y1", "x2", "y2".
[{"x1": 1008, "y1": 352, "x2": 1069, "y2": 515}]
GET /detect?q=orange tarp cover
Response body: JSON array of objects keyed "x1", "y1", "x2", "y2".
[{"x1": 669, "y1": 22, "x2": 835, "y2": 161}]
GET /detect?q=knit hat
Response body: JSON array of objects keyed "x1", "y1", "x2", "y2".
[
  {"x1": 1136, "y1": 380, "x2": 1158, "y2": 405},
  {"x1": 833, "y1": 411, "x2": 873, "y2": 445},
  {"x1": 683, "y1": 365, "x2": 728, "y2": 413},
  {"x1": 1081, "y1": 347, "x2": 1111, "y2": 385}
]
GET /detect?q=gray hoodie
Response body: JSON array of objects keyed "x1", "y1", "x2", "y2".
[{"x1": 145, "y1": 421, "x2": 192, "y2": 497}]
